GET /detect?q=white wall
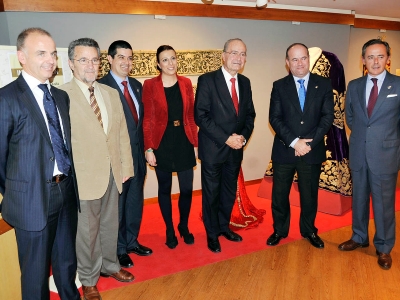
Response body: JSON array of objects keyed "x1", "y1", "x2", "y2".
[{"x1": 3, "y1": 12, "x2": 398, "y2": 198}]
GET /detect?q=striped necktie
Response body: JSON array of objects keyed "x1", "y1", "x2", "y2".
[{"x1": 88, "y1": 86, "x2": 103, "y2": 127}]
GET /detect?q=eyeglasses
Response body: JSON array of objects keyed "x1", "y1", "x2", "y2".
[
  {"x1": 73, "y1": 58, "x2": 101, "y2": 65},
  {"x1": 224, "y1": 51, "x2": 247, "y2": 58}
]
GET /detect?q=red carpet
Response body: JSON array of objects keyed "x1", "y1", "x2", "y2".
[{"x1": 50, "y1": 183, "x2": 400, "y2": 299}]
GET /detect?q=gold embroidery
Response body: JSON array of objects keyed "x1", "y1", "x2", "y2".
[{"x1": 98, "y1": 50, "x2": 222, "y2": 79}]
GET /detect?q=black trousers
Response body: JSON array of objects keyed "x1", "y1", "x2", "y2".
[
  {"x1": 15, "y1": 176, "x2": 79, "y2": 300},
  {"x1": 271, "y1": 159, "x2": 321, "y2": 237},
  {"x1": 117, "y1": 164, "x2": 145, "y2": 255},
  {"x1": 155, "y1": 168, "x2": 194, "y2": 230},
  {"x1": 201, "y1": 159, "x2": 241, "y2": 239}
]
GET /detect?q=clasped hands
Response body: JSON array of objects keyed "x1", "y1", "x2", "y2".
[
  {"x1": 294, "y1": 138, "x2": 312, "y2": 156},
  {"x1": 226, "y1": 133, "x2": 244, "y2": 150}
]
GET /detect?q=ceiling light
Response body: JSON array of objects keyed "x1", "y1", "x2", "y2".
[{"x1": 256, "y1": 0, "x2": 268, "y2": 8}]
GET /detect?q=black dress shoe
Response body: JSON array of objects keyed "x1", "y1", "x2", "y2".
[
  {"x1": 207, "y1": 237, "x2": 221, "y2": 253},
  {"x1": 220, "y1": 230, "x2": 242, "y2": 242},
  {"x1": 117, "y1": 253, "x2": 133, "y2": 268},
  {"x1": 266, "y1": 232, "x2": 285, "y2": 246},
  {"x1": 304, "y1": 233, "x2": 324, "y2": 248},
  {"x1": 127, "y1": 244, "x2": 153, "y2": 256}
]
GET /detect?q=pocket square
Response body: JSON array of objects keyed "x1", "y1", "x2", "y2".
[{"x1": 387, "y1": 94, "x2": 398, "y2": 98}]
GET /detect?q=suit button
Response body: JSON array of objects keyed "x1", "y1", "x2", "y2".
[
  {"x1": 50, "y1": 157, "x2": 54, "y2": 161},
  {"x1": 300, "y1": 121, "x2": 304, "y2": 124}
]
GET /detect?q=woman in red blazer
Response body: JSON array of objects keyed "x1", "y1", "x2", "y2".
[{"x1": 142, "y1": 45, "x2": 198, "y2": 249}]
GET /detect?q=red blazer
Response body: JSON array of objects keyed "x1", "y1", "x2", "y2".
[{"x1": 142, "y1": 74, "x2": 198, "y2": 150}]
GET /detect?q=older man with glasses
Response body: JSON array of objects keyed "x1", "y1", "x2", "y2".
[
  {"x1": 195, "y1": 38, "x2": 256, "y2": 253},
  {"x1": 60, "y1": 38, "x2": 134, "y2": 300}
]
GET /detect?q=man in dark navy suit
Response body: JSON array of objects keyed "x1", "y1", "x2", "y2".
[
  {"x1": 0, "y1": 28, "x2": 80, "y2": 299},
  {"x1": 98, "y1": 40, "x2": 152, "y2": 269},
  {"x1": 267, "y1": 43, "x2": 334, "y2": 249}
]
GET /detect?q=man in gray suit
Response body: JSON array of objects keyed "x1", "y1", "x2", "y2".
[{"x1": 339, "y1": 39, "x2": 400, "y2": 270}]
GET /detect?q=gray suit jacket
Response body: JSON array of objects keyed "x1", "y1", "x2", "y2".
[{"x1": 346, "y1": 72, "x2": 400, "y2": 175}]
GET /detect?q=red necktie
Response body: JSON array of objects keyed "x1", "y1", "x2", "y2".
[
  {"x1": 121, "y1": 81, "x2": 138, "y2": 124},
  {"x1": 230, "y1": 78, "x2": 239, "y2": 115},
  {"x1": 367, "y1": 78, "x2": 378, "y2": 118}
]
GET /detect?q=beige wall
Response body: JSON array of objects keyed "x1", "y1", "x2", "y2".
[
  {"x1": 0, "y1": 230, "x2": 20, "y2": 300},
  {"x1": 1, "y1": 12, "x2": 399, "y2": 198},
  {"x1": 0, "y1": 193, "x2": 20, "y2": 300},
  {"x1": 347, "y1": 27, "x2": 400, "y2": 83}
]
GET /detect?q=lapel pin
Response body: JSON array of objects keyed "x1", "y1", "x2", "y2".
[
  {"x1": 315, "y1": 86, "x2": 318, "y2": 89},
  {"x1": 388, "y1": 86, "x2": 392, "y2": 89},
  {"x1": 137, "y1": 89, "x2": 139, "y2": 92}
]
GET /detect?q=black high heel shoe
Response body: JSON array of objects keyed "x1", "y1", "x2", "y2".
[
  {"x1": 177, "y1": 224, "x2": 194, "y2": 245},
  {"x1": 165, "y1": 229, "x2": 178, "y2": 249}
]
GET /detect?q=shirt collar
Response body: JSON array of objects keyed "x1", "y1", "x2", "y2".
[
  {"x1": 73, "y1": 77, "x2": 97, "y2": 92},
  {"x1": 110, "y1": 70, "x2": 128, "y2": 86},
  {"x1": 221, "y1": 66, "x2": 238, "y2": 81},
  {"x1": 367, "y1": 70, "x2": 386, "y2": 83},
  {"x1": 292, "y1": 72, "x2": 310, "y2": 84},
  {"x1": 22, "y1": 70, "x2": 50, "y2": 90}
]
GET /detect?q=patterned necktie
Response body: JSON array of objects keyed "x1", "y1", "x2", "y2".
[
  {"x1": 38, "y1": 84, "x2": 71, "y2": 175},
  {"x1": 367, "y1": 78, "x2": 378, "y2": 117},
  {"x1": 121, "y1": 81, "x2": 138, "y2": 124},
  {"x1": 230, "y1": 78, "x2": 239, "y2": 115},
  {"x1": 298, "y1": 79, "x2": 306, "y2": 111},
  {"x1": 88, "y1": 86, "x2": 103, "y2": 127}
]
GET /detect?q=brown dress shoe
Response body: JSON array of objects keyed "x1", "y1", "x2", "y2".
[
  {"x1": 100, "y1": 269, "x2": 135, "y2": 282},
  {"x1": 82, "y1": 285, "x2": 102, "y2": 300},
  {"x1": 338, "y1": 239, "x2": 369, "y2": 251},
  {"x1": 376, "y1": 251, "x2": 392, "y2": 270}
]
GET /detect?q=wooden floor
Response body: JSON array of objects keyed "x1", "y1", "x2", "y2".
[{"x1": 101, "y1": 213, "x2": 400, "y2": 300}]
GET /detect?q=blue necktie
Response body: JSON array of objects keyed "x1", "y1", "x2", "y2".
[
  {"x1": 298, "y1": 79, "x2": 306, "y2": 111},
  {"x1": 38, "y1": 84, "x2": 71, "y2": 175}
]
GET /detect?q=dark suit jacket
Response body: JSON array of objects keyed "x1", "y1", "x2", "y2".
[
  {"x1": 269, "y1": 73, "x2": 334, "y2": 164},
  {"x1": 98, "y1": 73, "x2": 146, "y2": 177},
  {"x1": 0, "y1": 75, "x2": 79, "y2": 231},
  {"x1": 346, "y1": 72, "x2": 400, "y2": 175},
  {"x1": 194, "y1": 68, "x2": 256, "y2": 163},
  {"x1": 142, "y1": 74, "x2": 198, "y2": 150}
]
